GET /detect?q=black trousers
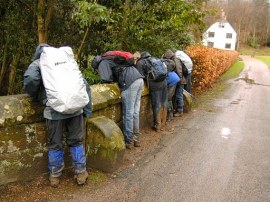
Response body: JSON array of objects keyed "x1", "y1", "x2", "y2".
[{"x1": 46, "y1": 114, "x2": 84, "y2": 151}]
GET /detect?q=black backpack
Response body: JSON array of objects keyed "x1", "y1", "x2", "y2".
[
  {"x1": 112, "y1": 57, "x2": 134, "y2": 88},
  {"x1": 179, "y1": 59, "x2": 189, "y2": 77}
]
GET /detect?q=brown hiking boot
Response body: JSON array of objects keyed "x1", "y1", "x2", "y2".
[
  {"x1": 134, "y1": 141, "x2": 140, "y2": 147},
  {"x1": 75, "y1": 171, "x2": 89, "y2": 185},
  {"x1": 126, "y1": 143, "x2": 132, "y2": 150},
  {"x1": 173, "y1": 112, "x2": 183, "y2": 117},
  {"x1": 49, "y1": 175, "x2": 60, "y2": 188}
]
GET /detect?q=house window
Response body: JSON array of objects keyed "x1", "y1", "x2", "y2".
[
  {"x1": 219, "y1": 22, "x2": 225, "y2": 28},
  {"x1": 225, "y1": 43, "x2": 231, "y2": 49},
  {"x1": 226, "y1": 33, "x2": 232, "y2": 38},
  {"x1": 208, "y1": 42, "x2": 214, "y2": 47},
  {"x1": 208, "y1": 32, "x2": 215, "y2": 38}
]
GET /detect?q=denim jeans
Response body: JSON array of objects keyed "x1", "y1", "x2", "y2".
[
  {"x1": 184, "y1": 73, "x2": 192, "y2": 94},
  {"x1": 150, "y1": 86, "x2": 168, "y2": 130},
  {"x1": 121, "y1": 78, "x2": 144, "y2": 144},
  {"x1": 174, "y1": 82, "x2": 184, "y2": 113}
]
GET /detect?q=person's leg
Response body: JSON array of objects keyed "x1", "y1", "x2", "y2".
[
  {"x1": 184, "y1": 73, "x2": 192, "y2": 94},
  {"x1": 150, "y1": 89, "x2": 162, "y2": 131},
  {"x1": 174, "y1": 82, "x2": 184, "y2": 117},
  {"x1": 65, "y1": 114, "x2": 88, "y2": 185},
  {"x1": 167, "y1": 85, "x2": 176, "y2": 121},
  {"x1": 160, "y1": 86, "x2": 168, "y2": 130},
  {"x1": 121, "y1": 84, "x2": 136, "y2": 147},
  {"x1": 46, "y1": 119, "x2": 65, "y2": 187},
  {"x1": 133, "y1": 79, "x2": 144, "y2": 146}
]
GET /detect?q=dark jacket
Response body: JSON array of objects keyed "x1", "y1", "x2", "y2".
[
  {"x1": 23, "y1": 44, "x2": 92, "y2": 120},
  {"x1": 163, "y1": 49, "x2": 186, "y2": 85},
  {"x1": 114, "y1": 64, "x2": 144, "y2": 91},
  {"x1": 97, "y1": 58, "x2": 116, "y2": 83},
  {"x1": 136, "y1": 51, "x2": 167, "y2": 91}
]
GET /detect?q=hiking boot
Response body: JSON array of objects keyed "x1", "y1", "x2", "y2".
[
  {"x1": 152, "y1": 125, "x2": 161, "y2": 132},
  {"x1": 152, "y1": 127, "x2": 160, "y2": 132},
  {"x1": 134, "y1": 141, "x2": 140, "y2": 147},
  {"x1": 126, "y1": 143, "x2": 132, "y2": 150},
  {"x1": 49, "y1": 175, "x2": 60, "y2": 188},
  {"x1": 75, "y1": 171, "x2": 89, "y2": 185},
  {"x1": 173, "y1": 112, "x2": 183, "y2": 117}
]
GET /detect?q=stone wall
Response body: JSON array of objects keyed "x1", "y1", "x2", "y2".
[
  {"x1": 0, "y1": 83, "x2": 191, "y2": 186},
  {"x1": 0, "y1": 83, "x2": 152, "y2": 185}
]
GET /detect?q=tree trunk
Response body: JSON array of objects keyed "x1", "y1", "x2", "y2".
[
  {"x1": 77, "y1": 27, "x2": 90, "y2": 62},
  {"x1": 7, "y1": 53, "x2": 20, "y2": 95},
  {"x1": 37, "y1": 0, "x2": 56, "y2": 43},
  {"x1": 120, "y1": 0, "x2": 130, "y2": 50},
  {"x1": 0, "y1": 45, "x2": 8, "y2": 89},
  {"x1": 237, "y1": 24, "x2": 241, "y2": 51}
]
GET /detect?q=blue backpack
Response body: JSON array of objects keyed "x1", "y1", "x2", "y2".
[{"x1": 145, "y1": 57, "x2": 167, "y2": 82}]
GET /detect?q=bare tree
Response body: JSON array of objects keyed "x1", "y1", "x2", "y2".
[{"x1": 205, "y1": 0, "x2": 270, "y2": 48}]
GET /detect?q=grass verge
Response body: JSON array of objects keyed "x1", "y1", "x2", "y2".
[
  {"x1": 255, "y1": 56, "x2": 270, "y2": 69},
  {"x1": 219, "y1": 60, "x2": 245, "y2": 81}
]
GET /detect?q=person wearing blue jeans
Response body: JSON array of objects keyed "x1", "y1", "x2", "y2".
[
  {"x1": 24, "y1": 44, "x2": 92, "y2": 187},
  {"x1": 111, "y1": 54, "x2": 144, "y2": 149},
  {"x1": 121, "y1": 78, "x2": 144, "y2": 147}
]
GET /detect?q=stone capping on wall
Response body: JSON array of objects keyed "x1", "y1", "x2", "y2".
[{"x1": 0, "y1": 83, "x2": 149, "y2": 128}]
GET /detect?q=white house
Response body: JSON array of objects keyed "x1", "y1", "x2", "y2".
[{"x1": 202, "y1": 18, "x2": 237, "y2": 51}]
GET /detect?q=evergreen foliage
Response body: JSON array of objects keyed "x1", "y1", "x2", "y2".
[{"x1": 0, "y1": 0, "x2": 206, "y2": 95}]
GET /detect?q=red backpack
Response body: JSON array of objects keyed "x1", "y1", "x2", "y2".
[{"x1": 102, "y1": 50, "x2": 133, "y2": 60}]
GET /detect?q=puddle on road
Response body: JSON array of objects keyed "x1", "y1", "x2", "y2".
[
  {"x1": 220, "y1": 127, "x2": 231, "y2": 139},
  {"x1": 230, "y1": 98, "x2": 241, "y2": 105},
  {"x1": 235, "y1": 76, "x2": 255, "y2": 85},
  {"x1": 235, "y1": 73, "x2": 270, "y2": 87}
]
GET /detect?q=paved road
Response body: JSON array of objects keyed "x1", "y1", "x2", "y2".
[{"x1": 79, "y1": 56, "x2": 270, "y2": 202}]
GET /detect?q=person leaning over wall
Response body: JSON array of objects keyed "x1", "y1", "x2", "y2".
[
  {"x1": 175, "y1": 50, "x2": 193, "y2": 94},
  {"x1": 23, "y1": 44, "x2": 92, "y2": 187},
  {"x1": 136, "y1": 51, "x2": 168, "y2": 132},
  {"x1": 110, "y1": 51, "x2": 144, "y2": 150},
  {"x1": 163, "y1": 49, "x2": 186, "y2": 117},
  {"x1": 162, "y1": 59, "x2": 180, "y2": 122}
]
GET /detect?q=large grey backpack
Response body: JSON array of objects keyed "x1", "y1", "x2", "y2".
[{"x1": 40, "y1": 46, "x2": 89, "y2": 114}]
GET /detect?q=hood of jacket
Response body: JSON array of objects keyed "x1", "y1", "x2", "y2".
[
  {"x1": 33, "y1": 43, "x2": 50, "y2": 61},
  {"x1": 163, "y1": 49, "x2": 175, "y2": 59},
  {"x1": 140, "y1": 51, "x2": 151, "y2": 59}
]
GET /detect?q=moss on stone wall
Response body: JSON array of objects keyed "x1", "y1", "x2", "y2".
[{"x1": 85, "y1": 116, "x2": 125, "y2": 172}]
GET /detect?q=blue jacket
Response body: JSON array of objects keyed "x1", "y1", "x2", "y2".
[
  {"x1": 23, "y1": 45, "x2": 92, "y2": 120},
  {"x1": 166, "y1": 71, "x2": 180, "y2": 87}
]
